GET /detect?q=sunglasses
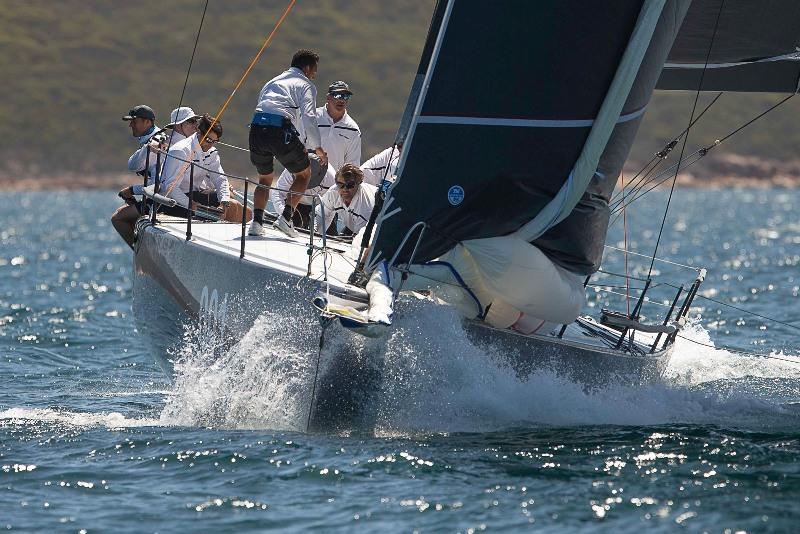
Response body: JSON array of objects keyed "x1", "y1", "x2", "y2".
[
  {"x1": 335, "y1": 180, "x2": 358, "y2": 190},
  {"x1": 204, "y1": 136, "x2": 220, "y2": 144},
  {"x1": 330, "y1": 93, "x2": 351, "y2": 101}
]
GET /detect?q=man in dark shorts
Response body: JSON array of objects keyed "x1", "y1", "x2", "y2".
[{"x1": 248, "y1": 49, "x2": 328, "y2": 238}]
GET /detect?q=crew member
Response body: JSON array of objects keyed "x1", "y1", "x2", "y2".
[
  {"x1": 158, "y1": 114, "x2": 244, "y2": 222},
  {"x1": 248, "y1": 49, "x2": 328, "y2": 238},
  {"x1": 112, "y1": 104, "x2": 161, "y2": 248},
  {"x1": 314, "y1": 163, "x2": 376, "y2": 236},
  {"x1": 317, "y1": 81, "x2": 361, "y2": 170}
]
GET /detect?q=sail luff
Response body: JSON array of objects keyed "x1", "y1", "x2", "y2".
[
  {"x1": 387, "y1": 0, "x2": 454, "y2": 195},
  {"x1": 514, "y1": 0, "x2": 667, "y2": 242},
  {"x1": 366, "y1": 0, "x2": 454, "y2": 269},
  {"x1": 394, "y1": 0, "x2": 449, "y2": 145}
]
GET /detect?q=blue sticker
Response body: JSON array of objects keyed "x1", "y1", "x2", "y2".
[{"x1": 448, "y1": 185, "x2": 464, "y2": 206}]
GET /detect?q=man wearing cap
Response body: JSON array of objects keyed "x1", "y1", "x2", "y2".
[
  {"x1": 314, "y1": 163, "x2": 377, "y2": 236},
  {"x1": 112, "y1": 104, "x2": 161, "y2": 248},
  {"x1": 316, "y1": 81, "x2": 361, "y2": 171},
  {"x1": 248, "y1": 49, "x2": 328, "y2": 239}
]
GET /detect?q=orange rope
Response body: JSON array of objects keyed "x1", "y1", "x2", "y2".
[
  {"x1": 202, "y1": 0, "x2": 297, "y2": 144},
  {"x1": 164, "y1": 0, "x2": 297, "y2": 198}
]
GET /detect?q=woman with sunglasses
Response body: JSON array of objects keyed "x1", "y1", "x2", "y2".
[{"x1": 313, "y1": 163, "x2": 377, "y2": 237}]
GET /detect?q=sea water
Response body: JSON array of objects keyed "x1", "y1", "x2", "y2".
[{"x1": 1, "y1": 190, "x2": 798, "y2": 532}]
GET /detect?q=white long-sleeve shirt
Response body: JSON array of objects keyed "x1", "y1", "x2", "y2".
[
  {"x1": 314, "y1": 182, "x2": 377, "y2": 235},
  {"x1": 269, "y1": 164, "x2": 337, "y2": 216},
  {"x1": 158, "y1": 133, "x2": 230, "y2": 209},
  {"x1": 255, "y1": 67, "x2": 322, "y2": 150},
  {"x1": 316, "y1": 106, "x2": 361, "y2": 170},
  {"x1": 360, "y1": 146, "x2": 402, "y2": 186},
  {"x1": 127, "y1": 125, "x2": 161, "y2": 195}
]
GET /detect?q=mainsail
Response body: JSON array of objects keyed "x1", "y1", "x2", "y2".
[{"x1": 657, "y1": 0, "x2": 800, "y2": 92}]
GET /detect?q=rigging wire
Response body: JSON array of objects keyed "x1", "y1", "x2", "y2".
[
  {"x1": 161, "y1": 0, "x2": 297, "y2": 199},
  {"x1": 166, "y1": 0, "x2": 209, "y2": 153},
  {"x1": 602, "y1": 246, "x2": 699, "y2": 271},
  {"x1": 677, "y1": 290, "x2": 800, "y2": 335},
  {"x1": 646, "y1": 0, "x2": 726, "y2": 281},
  {"x1": 151, "y1": 0, "x2": 209, "y2": 212},
  {"x1": 205, "y1": 0, "x2": 297, "y2": 138},
  {"x1": 217, "y1": 141, "x2": 251, "y2": 153},
  {"x1": 621, "y1": 171, "x2": 631, "y2": 315},
  {"x1": 715, "y1": 93, "x2": 796, "y2": 146},
  {"x1": 609, "y1": 91, "x2": 795, "y2": 222},
  {"x1": 609, "y1": 91, "x2": 723, "y2": 214}
]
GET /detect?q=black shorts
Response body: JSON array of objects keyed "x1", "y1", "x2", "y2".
[
  {"x1": 249, "y1": 123, "x2": 310, "y2": 175},
  {"x1": 161, "y1": 191, "x2": 220, "y2": 220}
]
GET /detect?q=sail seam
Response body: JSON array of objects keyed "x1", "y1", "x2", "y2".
[
  {"x1": 417, "y1": 107, "x2": 647, "y2": 128},
  {"x1": 664, "y1": 51, "x2": 800, "y2": 69}
]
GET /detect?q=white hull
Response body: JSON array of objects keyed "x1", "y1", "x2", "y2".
[{"x1": 132, "y1": 216, "x2": 672, "y2": 425}]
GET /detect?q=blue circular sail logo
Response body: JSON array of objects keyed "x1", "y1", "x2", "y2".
[{"x1": 448, "y1": 185, "x2": 464, "y2": 206}]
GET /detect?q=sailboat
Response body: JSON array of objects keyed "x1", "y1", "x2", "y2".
[{"x1": 132, "y1": 0, "x2": 800, "y2": 419}]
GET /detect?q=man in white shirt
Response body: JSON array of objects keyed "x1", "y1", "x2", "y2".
[
  {"x1": 112, "y1": 104, "x2": 161, "y2": 248},
  {"x1": 361, "y1": 143, "x2": 402, "y2": 186},
  {"x1": 269, "y1": 81, "x2": 362, "y2": 233},
  {"x1": 248, "y1": 49, "x2": 328, "y2": 238},
  {"x1": 314, "y1": 164, "x2": 377, "y2": 236},
  {"x1": 158, "y1": 114, "x2": 244, "y2": 222},
  {"x1": 317, "y1": 81, "x2": 361, "y2": 171}
]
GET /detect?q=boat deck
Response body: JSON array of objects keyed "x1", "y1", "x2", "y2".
[{"x1": 151, "y1": 215, "x2": 360, "y2": 286}]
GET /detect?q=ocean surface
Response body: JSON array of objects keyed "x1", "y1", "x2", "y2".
[{"x1": 1, "y1": 190, "x2": 798, "y2": 532}]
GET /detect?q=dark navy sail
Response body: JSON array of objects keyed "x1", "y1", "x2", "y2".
[
  {"x1": 369, "y1": 0, "x2": 689, "y2": 274},
  {"x1": 658, "y1": 0, "x2": 800, "y2": 92}
]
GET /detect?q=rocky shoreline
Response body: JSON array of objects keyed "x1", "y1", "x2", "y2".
[{"x1": 1, "y1": 154, "x2": 799, "y2": 191}]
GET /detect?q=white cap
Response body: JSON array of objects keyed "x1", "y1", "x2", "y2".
[{"x1": 167, "y1": 107, "x2": 200, "y2": 127}]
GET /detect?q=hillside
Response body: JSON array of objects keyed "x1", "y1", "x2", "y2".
[{"x1": 2, "y1": 0, "x2": 799, "y2": 186}]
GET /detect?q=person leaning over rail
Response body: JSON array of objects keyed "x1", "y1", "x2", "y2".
[
  {"x1": 112, "y1": 104, "x2": 162, "y2": 248},
  {"x1": 248, "y1": 49, "x2": 328, "y2": 239},
  {"x1": 317, "y1": 80, "x2": 361, "y2": 171},
  {"x1": 155, "y1": 114, "x2": 245, "y2": 222},
  {"x1": 314, "y1": 163, "x2": 376, "y2": 236}
]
